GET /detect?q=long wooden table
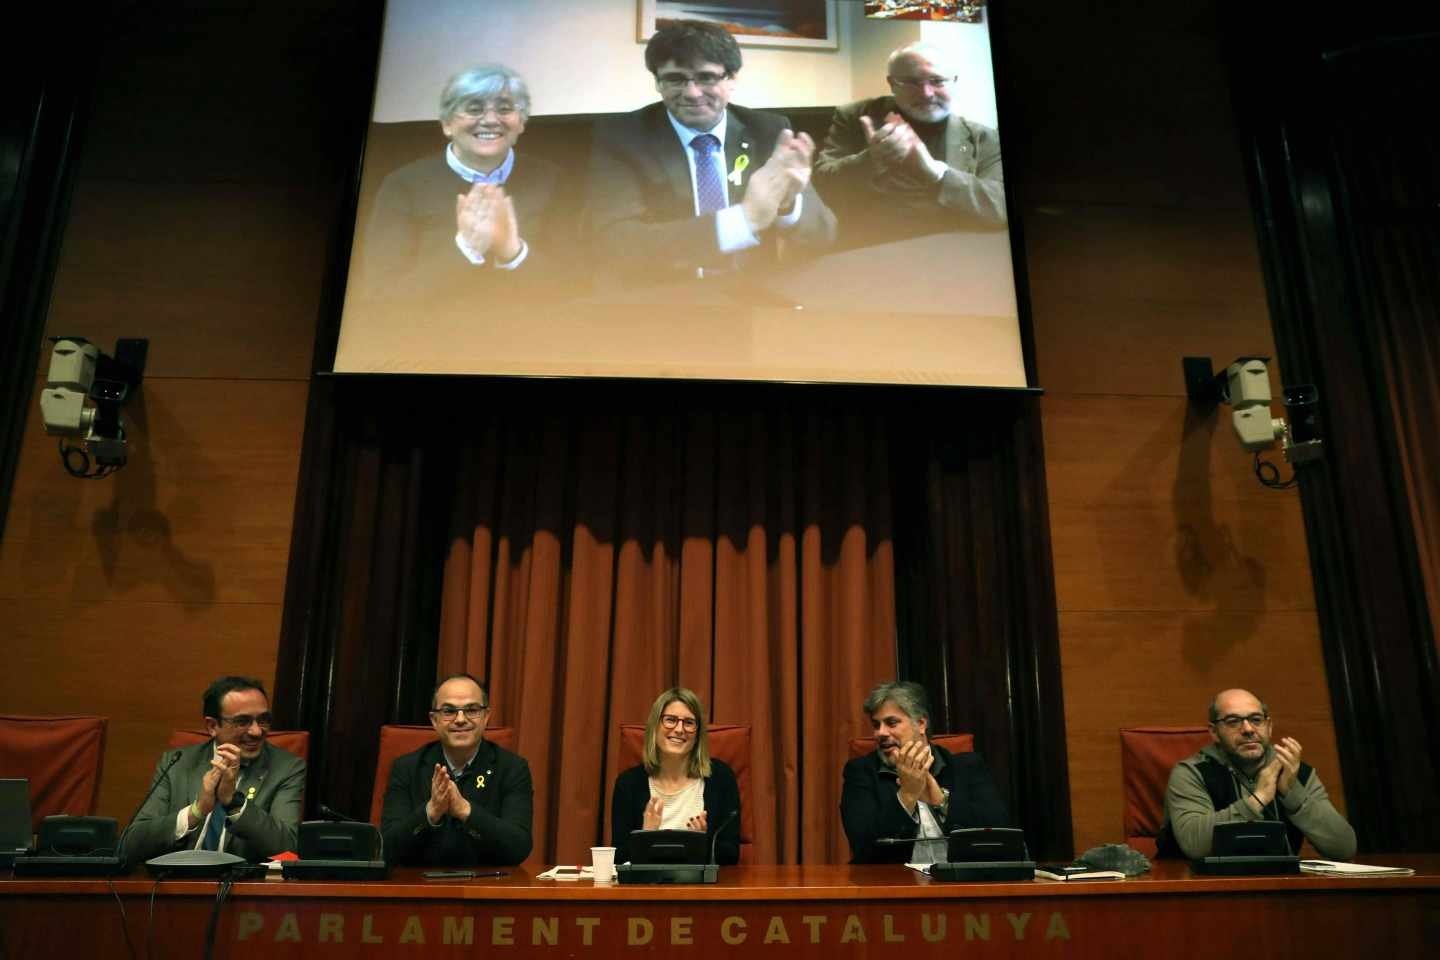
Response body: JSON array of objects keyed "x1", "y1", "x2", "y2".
[{"x1": 3, "y1": 857, "x2": 1437, "y2": 958}]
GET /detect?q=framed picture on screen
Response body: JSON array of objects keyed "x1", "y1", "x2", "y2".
[{"x1": 639, "y1": 0, "x2": 840, "y2": 50}]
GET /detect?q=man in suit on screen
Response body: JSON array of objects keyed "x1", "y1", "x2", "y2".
[
  {"x1": 124, "y1": 676, "x2": 305, "y2": 865},
  {"x1": 585, "y1": 19, "x2": 835, "y2": 285}
]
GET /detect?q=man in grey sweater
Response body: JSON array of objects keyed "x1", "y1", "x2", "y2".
[{"x1": 1155, "y1": 688, "x2": 1355, "y2": 859}]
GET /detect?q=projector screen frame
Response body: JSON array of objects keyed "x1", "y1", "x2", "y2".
[{"x1": 310, "y1": 0, "x2": 1043, "y2": 393}]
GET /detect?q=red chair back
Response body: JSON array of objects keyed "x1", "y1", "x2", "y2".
[
  {"x1": 847, "y1": 732, "x2": 974, "y2": 759},
  {"x1": 168, "y1": 729, "x2": 311, "y2": 762},
  {"x1": 0, "y1": 715, "x2": 108, "y2": 832},
  {"x1": 1120, "y1": 726, "x2": 1213, "y2": 857},
  {"x1": 369, "y1": 724, "x2": 517, "y2": 825},
  {"x1": 617, "y1": 722, "x2": 754, "y2": 863}
]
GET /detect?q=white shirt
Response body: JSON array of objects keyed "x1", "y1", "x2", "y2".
[
  {"x1": 663, "y1": 109, "x2": 804, "y2": 270},
  {"x1": 447, "y1": 144, "x2": 529, "y2": 269},
  {"x1": 650, "y1": 776, "x2": 705, "y2": 831},
  {"x1": 910, "y1": 796, "x2": 948, "y2": 865}
]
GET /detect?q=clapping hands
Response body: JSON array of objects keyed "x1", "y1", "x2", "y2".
[
  {"x1": 197, "y1": 743, "x2": 242, "y2": 814},
  {"x1": 642, "y1": 795, "x2": 707, "y2": 833},
  {"x1": 741, "y1": 129, "x2": 816, "y2": 233},
  {"x1": 426, "y1": 764, "x2": 472, "y2": 825},
  {"x1": 860, "y1": 112, "x2": 938, "y2": 181},
  {"x1": 456, "y1": 182, "x2": 522, "y2": 262}
]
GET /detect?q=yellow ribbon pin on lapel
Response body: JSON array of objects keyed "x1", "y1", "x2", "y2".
[
  {"x1": 728, "y1": 153, "x2": 750, "y2": 186},
  {"x1": 476, "y1": 774, "x2": 486, "y2": 789}
]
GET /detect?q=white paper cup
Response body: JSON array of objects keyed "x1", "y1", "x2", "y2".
[{"x1": 590, "y1": 846, "x2": 617, "y2": 882}]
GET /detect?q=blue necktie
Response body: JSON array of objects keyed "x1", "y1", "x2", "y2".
[
  {"x1": 200, "y1": 808, "x2": 224, "y2": 851},
  {"x1": 690, "y1": 134, "x2": 726, "y2": 215}
]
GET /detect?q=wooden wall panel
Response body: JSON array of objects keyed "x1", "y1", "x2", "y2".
[
  {"x1": 0, "y1": 597, "x2": 283, "y2": 818},
  {"x1": 1025, "y1": 209, "x2": 1280, "y2": 396},
  {"x1": 1044, "y1": 395, "x2": 1315, "y2": 614},
  {"x1": 45, "y1": 182, "x2": 327, "y2": 381},
  {"x1": 1009, "y1": 4, "x2": 1339, "y2": 855},
  {"x1": 0, "y1": 1, "x2": 338, "y2": 826},
  {"x1": 0, "y1": 380, "x2": 307, "y2": 606},
  {"x1": 0, "y1": 377, "x2": 307, "y2": 819},
  {"x1": 1059, "y1": 610, "x2": 1341, "y2": 853}
]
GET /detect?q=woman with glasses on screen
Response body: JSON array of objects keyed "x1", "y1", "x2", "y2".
[
  {"x1": 352, "y1": 64, "x2": 567, "y2": 318},
  {"x1": 611, "y1": 687, "x2": 741, "y2": 865}
]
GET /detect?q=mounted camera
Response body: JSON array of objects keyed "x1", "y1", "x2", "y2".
[
  {"x1": 39, "y1": 337, "x2": 148, "y2": 478},
  {"x1": 1182, "y1": 355, "x2": 1323, "y2": 489}
]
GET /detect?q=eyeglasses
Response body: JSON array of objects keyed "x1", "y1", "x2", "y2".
[
  {"x1": 218, "y1": 713, "x2": 273, "y2": 730},
  {"x1": 431, "y1": 704, "x2": 489, "y2": 721},
  {"x1": 657, "y1": 72, "x2": 729, "y2": 91},
  {"x1": 659, "y1": 715, "x2": 698, "y2": 732},
  {"x1": 888, "y1": 75, "x2": 958, "y2": 91},
  {"x1": 1214, "y1": 713, "x2": 1269, "y2": 730},
  {"x1": 454, "y1": 99, "x2": 519, "y2": 120}
]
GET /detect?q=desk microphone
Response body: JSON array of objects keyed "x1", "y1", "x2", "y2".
[
  {"x1": 709, "y1": 809, "x2": 739, "y2": 865},
  {"x1": 1238, "y1": 778, "x2": 1294, "y2": 857},
  {"x1": 116, "y1": 749, "x2": 184, "y2": 866},
  {"x1": 318, "y1": 802, "x2": 362, "y2": 823}
]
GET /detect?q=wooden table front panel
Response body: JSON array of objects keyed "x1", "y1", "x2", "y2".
[{"x1": 3, "y1": 861, "x2": 1437, "y2": 959}]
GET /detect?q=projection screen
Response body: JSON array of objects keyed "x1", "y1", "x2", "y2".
[{"x1": 333, "y1": 0, "x2": 1028, "y2": 388}]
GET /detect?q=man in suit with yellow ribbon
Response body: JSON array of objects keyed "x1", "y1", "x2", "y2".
[
  {"x1": 380, "y1": 673, "x2": 533, "y2": 866},
  {"x1": 586, "y1": 19, "x2": 836, "y2": 284}
]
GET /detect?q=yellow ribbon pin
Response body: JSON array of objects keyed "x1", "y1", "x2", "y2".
[
  {"x1": 476, "y1": 774, "x2": 486, "y2": 789},
  {"x1": 728, "y1": 153, "x2": 750, "y2": 186},
  {"x1": 246, "y1": 786, "x2": 256, "y2": 801}
]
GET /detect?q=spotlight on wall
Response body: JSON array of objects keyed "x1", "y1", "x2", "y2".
[
  {"x1": 39, "y1": 337, "x2": 148, "y2": 479},
  {"x1": 1182, "y1": 355, "x2": 1322, "y2": 489}
]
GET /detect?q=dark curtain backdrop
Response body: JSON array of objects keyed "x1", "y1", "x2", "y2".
[
  {"x1": 1324, "y1": 40, "x2": 1440, "y2": 662},
  {"x1": 1229, "y1": 13, "x2": 1440, "y2": 850},
  {"x1": 275, "y1": 377, "x2": 1072, "y2": 862},
  {"x1": 0, "y1": 13, "x2": 100, "y2": 541}
]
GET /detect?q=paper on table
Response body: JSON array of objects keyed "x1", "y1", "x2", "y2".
[
  {"x1": 1033, "y1": 867, "x2": 1125, "y2": 881},
  {"x1": 1299, "y1": 860, "x2": 1414, "y2": 877},
  {"x1": 536, "y1": 865, "x2": 596, "y2": 880},
  {"x1": 906, "y1": 863, "x2": 932, "y2": 875}
]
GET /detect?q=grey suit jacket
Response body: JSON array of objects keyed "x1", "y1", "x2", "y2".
[
  {"x1": 587, "y1": 102, "x2": 836, "y2": 282},
  {"x1": 123, "y1": 740, "x2": 306, "y2": 866}
]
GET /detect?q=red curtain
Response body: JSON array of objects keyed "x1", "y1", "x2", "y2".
[{"x1": 436, "y1": 407, "x2": 896, "y2": 864}]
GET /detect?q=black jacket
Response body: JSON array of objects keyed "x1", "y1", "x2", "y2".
[
  {"x1": 586, "y1": 102, "x2": 836, "y2": 282},
  {"x1": 610, "y1": 760, "x2": 741, "y2": 865},
  {"x1": 840, "y1": 742, "x2": 1009, "y2": 864},
  {"x1": 380, "y1": 739, "x2": 533, "y2": 866}
]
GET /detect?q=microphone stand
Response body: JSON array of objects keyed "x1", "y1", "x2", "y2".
[{"x1": 116, "y1": 749, "x2": 184, "y2": 868}]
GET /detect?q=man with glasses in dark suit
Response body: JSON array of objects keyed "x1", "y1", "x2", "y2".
[
  {"x1": 125, "y1": 676, "x2": 305, "y2": 865},
  {"x1": 1155, "y1": 688, "x2": 1356, "y2": 859},
  {"x1": 586, "y1": 19, "x2": 835, "y2": 285},
  {"x1": 380, "y1": 673, "x2": 533, "y2": 866}
]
